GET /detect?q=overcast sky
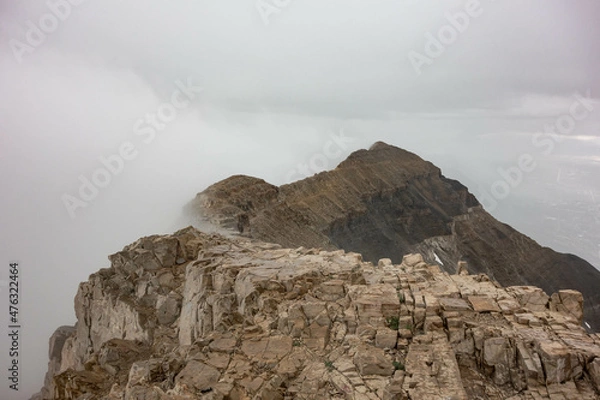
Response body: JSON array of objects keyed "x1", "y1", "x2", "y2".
[{"x1": 1, "y1": 1, "x2": 599, "y2": 398}]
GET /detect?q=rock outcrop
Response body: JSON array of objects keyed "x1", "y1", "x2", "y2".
[
  {"x1": 184, "y1": 142, "x2": 600, "y2": 331},
  {"x1": 33, "y1": 326, "x2": 76, "y2": 400},
  {"x1": 34, "y1": 227, "x2": 600, "y2": 399}
]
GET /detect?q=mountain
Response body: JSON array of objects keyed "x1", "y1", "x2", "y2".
[
  {"x1": 185, "y1": 142, "x2": 600, "y2": 331},
  {"x1": 33, "y1": 228, "x2": 600, "y2": 399}
]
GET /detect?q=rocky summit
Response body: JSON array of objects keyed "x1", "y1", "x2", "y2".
[
  {"x1": 185, "y1": 142, "x2": 600, "y2": 331},
  {"x1": 34, "y1": 227, "x2": 600, "y2": 399}
]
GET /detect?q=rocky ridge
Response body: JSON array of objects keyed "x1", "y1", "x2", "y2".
[
  {"x1": 34, "y1": 227, "x2": 600, "y2": 399},
  {"x1": 184, "y1": 142, "x2": 600, "y2": 331}
]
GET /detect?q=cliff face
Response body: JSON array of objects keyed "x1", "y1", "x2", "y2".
[
  {"x1": 34, "y1": 228, "x2": 600, "y2": 399},
  {"x1": 185, "y1": 142, "x2": 600, "y2": 331}
]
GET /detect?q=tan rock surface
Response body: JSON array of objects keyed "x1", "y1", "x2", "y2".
[{"x1": 33, "y1": 228, "x2": 600, "y2": 399}]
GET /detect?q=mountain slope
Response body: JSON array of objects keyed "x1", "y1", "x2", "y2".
[{"x1": 185, "y1": 142, "x2": 600, "y2": 330}]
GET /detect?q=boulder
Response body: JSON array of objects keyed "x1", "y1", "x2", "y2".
[
  {"x1": 354, "y1": 346, "x2": 395, "y2": 376},
  {"x1": 551, "y1": 290, "x2": 584, "y2": 324},
  {"x1": 175, "y1": 361, "x2": 220, "y2": 393}
]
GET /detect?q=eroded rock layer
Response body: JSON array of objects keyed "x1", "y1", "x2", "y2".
[
  {"x1": 34, "y1": 228, "x2": 600, "y2": 399},
  {"x1": 185, "y1": 142, "x2": 600, "y2": 331}
]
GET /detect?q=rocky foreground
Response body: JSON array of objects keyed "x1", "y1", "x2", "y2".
[{"x1": 34, "y1": 227, "x2": 600, "y2": 399}]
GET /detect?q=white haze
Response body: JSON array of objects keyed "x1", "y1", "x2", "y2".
[{"x1": 0, "y1": 1, "x2": 599, "y2": 398}]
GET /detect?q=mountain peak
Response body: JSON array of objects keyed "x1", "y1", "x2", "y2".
[
  {"x1": 337, "y1": 142, "x2": 433, "y2": 177},
  {"x1": 186, "y1": 143, "x2": 600, "y2": 331},
  {"x1": 368, "y1": 141, "x2": 395, "y2": 151}
]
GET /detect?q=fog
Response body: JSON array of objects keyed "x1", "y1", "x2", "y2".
[{"x1": 0, "y1": 1, "x2": 599, "y2": 398}]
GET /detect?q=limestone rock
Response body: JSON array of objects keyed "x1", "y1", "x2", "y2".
[
  {"x1": 30, "y1": 326, "x2": 76, "y2": 400},
  {"x1": 536, "y1": 341, "x2": 583, "y2": 384},
  {"x1": 174, "y1": 361, "x2": 220, "y2": 393},
  {"x1": 508, "y1": 286, "x2": 550, "y2": 312},
  {"x1": 457, "y1": 261, "x2": 469, "y2": 275},
  {"x1": 33, "y1": 228, "x2": 600, "y2": 400},
  {"x1": 589, "y1": 358, "x2": 600, "y2": 391},
  {"x1": 354, "y1": 346, "x2": 395, "y2": 376},
  {"x1": 550, "y1": 289, "x2": 584, "y2": 324}
]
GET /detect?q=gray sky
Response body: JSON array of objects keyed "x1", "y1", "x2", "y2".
[{"x1": 1, "y1": 1, "x2": 599, "y2": 398}]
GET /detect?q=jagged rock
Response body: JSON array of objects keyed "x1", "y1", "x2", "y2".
[
  {"x1": 156, "y1": 292, "x2": 182, "y2": 326},
  {"x1": 508, "y1": 286, "x2": 550, "y2": 312},
  {"x1": 185, "y1": 142, "x2": 600, "y2": 331},
  {"x1": 375, "y1": 329, "x2": 398, "y2": 350},
  {"x1": 33, "y1": 228, "x2": 600, "y2": 399},
  {"x1": 174, "y1": 361, "x2": 220, "y2": 394},
  {"x1": 30, "y1": 326, "x2": 76, "y2": 400},
  {"x1": 97, "y1": 339, "x2": 151, "y2": 378},
  {"x1": 536, "y1": 341, "x2": 583, "y2": 384},
  {"x1": 457, "y1": 261, "x2": 469, "y2": 275},
  {"x1": 402, "y1": 254, "x2": 424, "y2": 268},
  {"x1": 589, "y1": 358, "x2": 600, "y2": 391},
  {"x1": 403, "y1": 333, "x2": 468, "y2": 399},
  {"x1": 551, "y1": 289, "x2": 585, "y2": 324},
  {"x1": 483, "y1": 337, "x2": 513, "y2": 385},
  {"x1": 469, "y1": 296, "x2": 501, "y2": 313}
]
